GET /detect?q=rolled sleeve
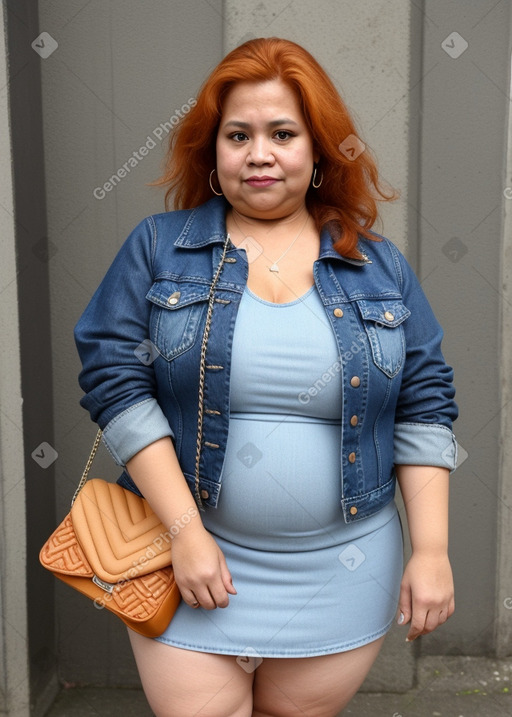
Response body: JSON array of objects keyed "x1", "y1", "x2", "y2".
[
  {"x1": 394, "y1": 421, "x2": 458, "y2": 471},
  {"x1": 392, "y1": 248, "x2": 458, "y2": 462},
  {"x1": 74, "y1": 217, "x2": 170, "y2": 441},
  {"x1": 102, "y1": 397, "x2": 174, "y2": 466}
]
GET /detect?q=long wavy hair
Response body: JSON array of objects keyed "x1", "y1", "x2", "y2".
[{"x1": 150, "y1": 37, "x2": 397, "y2": 259}]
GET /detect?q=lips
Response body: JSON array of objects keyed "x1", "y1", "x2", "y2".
[{"x1": 244, "y1": 175, "x2": 280, "y2": 187}]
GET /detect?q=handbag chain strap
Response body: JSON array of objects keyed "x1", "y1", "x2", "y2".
[
  {"x1": 71, "y1": 427, "x2": 103, "y2": 506},
  {"x1": 71, "y1": 234, "x2": 231, "y2": 511},
  {"x1": 194, "y1": 233, "x2": 231, "y2": 509}
]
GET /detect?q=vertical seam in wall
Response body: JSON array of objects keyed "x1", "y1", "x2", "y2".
[
  {"x1": 407, "y1": 0, "x2": 426, "y2": 676},
  {"x1": 0, "y1": 1, "x2": 31, "y2": 713},
  {"x1": 407, "y1": 0, "x2": 425, "y2": 273},
  {"x1": 495, "y1": 44, "x2": 512, "y2": 658},
  {"x1": 221, "y1": 0, "x2": 226, "y2": 53}
]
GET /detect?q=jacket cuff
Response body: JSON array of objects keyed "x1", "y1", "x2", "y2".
[
  {"x1": 394, "y1": 422, "x2": 458, "y2": 471},
  {"x1": 102, "y1": 397, "x2": 174, "y2": 465}
]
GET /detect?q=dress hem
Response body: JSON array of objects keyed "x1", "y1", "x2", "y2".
[{"x1": 153, "y1": 617, "x2": 395, "y2": 658}]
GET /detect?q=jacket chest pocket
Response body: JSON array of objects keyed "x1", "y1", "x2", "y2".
[
  {"x1": 356, "y1": 299, "x2": 410, "y2": 378},
  {"x1": 146, "y1": 280, "x2": 209, "y2": 361}
]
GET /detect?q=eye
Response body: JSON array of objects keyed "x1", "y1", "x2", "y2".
[
  {"x1": 275, "y1": 130, "x2": 293, "y2": 141},
  {"x1": 230, "y1": 132, "x2": 248, "y2": 142}
]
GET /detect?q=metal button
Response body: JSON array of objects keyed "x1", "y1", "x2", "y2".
[
  {"x1": 350, "y1": 376, "x2": 361, "y2": 388},
  {"x1": 200, "y1": 489, "x2": 209, "y2": 500},
  {"x1": 333, "y1": 308, "x2": 344, "y2": 318},
  {"x1": 167, "y1": 291, "x2": 180, "y2": 305},
  {"x1": 350, "y1": 506, "x2": 358, "y2": 515},
  {"x1": 384, "y1": 311, "x2": 394, "y2": 321},
  {"x1": 348, "y1": 452, "x2": 356, "y2": 463},
  {"x1": 350, "y1": 415, "x2": 358, "y2": 427}
]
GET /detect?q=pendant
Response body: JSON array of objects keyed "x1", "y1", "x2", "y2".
[{"x1": 269, "y1": 263, "x2": 279, "y2": 273}]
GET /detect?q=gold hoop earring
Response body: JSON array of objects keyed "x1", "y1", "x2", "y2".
[
  {"x1": 209, "y1": 169, "x2": 223, "y2": 196},
  {"x1": 312, "y1": 166, "x2": 323, "y2": 189}
]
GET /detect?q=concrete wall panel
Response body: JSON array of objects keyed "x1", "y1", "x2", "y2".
[{"x1": 37, "y1": 0, "x2": 224, "y2": 684}]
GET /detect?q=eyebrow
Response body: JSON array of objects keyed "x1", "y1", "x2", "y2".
[{"x1": 222, "y1": 118, "x2": 300, "y2": 129}]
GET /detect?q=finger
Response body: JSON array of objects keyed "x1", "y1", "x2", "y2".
[
  {"x1": 398, "y1": 581, "x2": 412, "y2": 626},
  {"x1": 191, "y1": 584, "x2": 219, "y2": 610},
  {"x1": 427, "y1": 602, "x2": 453, "y2": 630},
  {"x1": 406, "y1": 608, "x2": 427, "y2": 642},
  {"x1": 219, "y1": 555, "x2": 237, "y2": 596},
  {"x1": 437, "y1": 609, "x2": 449, "y2": 626},
  {"x1": 448, "y1": 596, "x2": 455, "y2": 618},
  {"x1": 190, "y1": 571, "x2": 230, "y2": 610},
  {"x1": 183, "y1": 590, "x2": 201, "y2": 609},
  {"x1": 207, "y1": 579, "x2": 231, "y2": 609},
  {"x1": 423, "y1": 607, "x2": 442, "y2": 635},
  {"x1": 184, "y1": 573, "x2": 231, "y2": 610}
]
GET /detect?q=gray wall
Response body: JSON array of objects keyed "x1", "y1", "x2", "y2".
[
  {"x1": 3, "y1": 2, "x2": 56, "y2": 715},
  {"x1": 1, "y1": 0, "x2": 511, "y2": 711},
  {"x1": 39, "y1": 0, "x2": 225, "y2": 690},
  {"x1": 418, "y1": 0, "x2": 512, "y2": 657},
  {"x1": 0, "y1": 5, "x2": 31, "y2": 715}
]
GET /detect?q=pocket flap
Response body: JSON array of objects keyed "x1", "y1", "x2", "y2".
[
  {"x1": 356, "y1": 299, "x2": 410, "y2": 327},
  {"x1": 146, "y1": 280, "x2": 209, "y2": 310}
]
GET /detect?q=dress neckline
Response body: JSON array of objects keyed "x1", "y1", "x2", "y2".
[{"x1": 244, "y1": 284, "x2": 315, "y2": 307}]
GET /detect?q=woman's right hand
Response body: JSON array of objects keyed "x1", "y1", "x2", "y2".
[
  {"x1": 124, "y1": 439, "x2": 236, "y2": 609},
  {"x1": 171, "y1": 524, "x2": 237, "y2": 609}
]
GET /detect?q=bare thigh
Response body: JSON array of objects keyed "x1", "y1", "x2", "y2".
[
  {"x1": 252, "y1": 636, "x2": 385, "y2": 717},
  {"x1": 127, "y1": 629, "x2": 253, "y2": 717}
]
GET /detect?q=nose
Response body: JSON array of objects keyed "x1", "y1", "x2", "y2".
[{"x1": 247, "y1": 136, "x2": 275, "y2": 165}]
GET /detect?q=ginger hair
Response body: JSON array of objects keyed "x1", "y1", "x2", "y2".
[{"x1": 150, "y1": 37, "x2": 397, "y2": 259}]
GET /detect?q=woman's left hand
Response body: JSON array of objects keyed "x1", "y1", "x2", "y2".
[{"x1": 397, "y1": 551, "x2": 455, "y2": 642}]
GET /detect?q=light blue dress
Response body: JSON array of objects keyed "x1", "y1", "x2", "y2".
[{"x1": 155, "y1": 285, "x2": 403, "y2": 657}]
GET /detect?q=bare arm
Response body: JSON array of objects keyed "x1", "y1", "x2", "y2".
[
  {"x1": 126, "y1": 437, "x2": 236, "y2": 610},
  {"x1": 395, "y1": 464, "x2": 454, "y2": 641}
]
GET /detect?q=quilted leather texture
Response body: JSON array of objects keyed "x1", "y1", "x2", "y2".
[
  {"x1": 39, "y1": 480, "x2": 181, "y2": 637},
  {"x1": 70, "y1": 479, "x2": 173, "y2": 582},
  {"x1": 39, "y1": 514, "x2": 94, "y2": 576},
  {"x1": 109, "y1": 568, "x2": 176, "y2": 618},
  {"x1": 55, "y1": 566, "x2": 181, "y2": 637}
]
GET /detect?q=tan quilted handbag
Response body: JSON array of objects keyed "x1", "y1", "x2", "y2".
[
  {"x1": 39, "y1": 430, "x2": 181, "y2": 637},
  {"x1": 40, "y1": 232, "x2": 232, "y2": 637}
]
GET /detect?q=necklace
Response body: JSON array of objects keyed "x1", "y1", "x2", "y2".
[{"x1": 231, "y1": 210, "x2": 310, "y2": 273}]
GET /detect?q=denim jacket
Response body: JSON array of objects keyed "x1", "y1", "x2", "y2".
[{"x1": 74, "y1": 196, "x2": 458, "y2": 523}]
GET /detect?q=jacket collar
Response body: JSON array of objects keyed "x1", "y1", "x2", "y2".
[{"x1": 173, "y1": 195, "x2": 371, "y2": 266}]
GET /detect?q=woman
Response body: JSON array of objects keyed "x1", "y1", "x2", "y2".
[{"x1": 74, "y1": 37, "x2": 458, "y2": 717}]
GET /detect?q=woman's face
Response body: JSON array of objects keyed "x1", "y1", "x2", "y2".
[{"x1": 216, "y1": 79, "x2": 318, "y2": 220}]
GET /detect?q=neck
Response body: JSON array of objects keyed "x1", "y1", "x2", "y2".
[{"x1": 230, "y1": 205, "x2": 308, "y2": 233}]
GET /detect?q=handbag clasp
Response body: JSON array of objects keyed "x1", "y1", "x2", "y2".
[{"x1": 92, "y1": 574, "x2": 115, "y2": 593}]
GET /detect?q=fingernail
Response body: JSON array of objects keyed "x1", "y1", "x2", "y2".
[
  {"x1": 405, "y1": 637, "x2": 413, "y2": 643},
  {"x1": 398, "y1": 611, "x2": 405, "y2": 625}
]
